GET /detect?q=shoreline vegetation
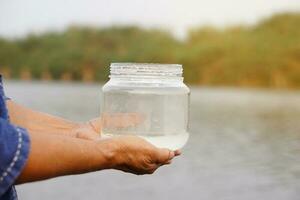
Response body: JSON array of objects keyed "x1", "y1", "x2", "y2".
[{"x1": 0, "y1": 12, "x2": 299, "y2": 89}]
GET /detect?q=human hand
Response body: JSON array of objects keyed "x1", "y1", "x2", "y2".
[
  {"x1": 100, "y1": 135, "x2": 181, "y2": 175},
  {"x1": 71, "y1": 118, "x2": 101, "y2": 140},
  {"x1": 74, "y1": 113, "x2": 143, "y2": 140}
]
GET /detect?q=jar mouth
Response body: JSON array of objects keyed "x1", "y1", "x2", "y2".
[{"x1": 110, "y1": 63, "x2": 183, "y2": 78}]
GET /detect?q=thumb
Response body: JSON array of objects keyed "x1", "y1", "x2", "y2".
[{"x1": 156, "y1": 148, "x2": 175, "y2": 164}]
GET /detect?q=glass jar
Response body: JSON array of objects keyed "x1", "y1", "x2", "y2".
[{"x1": 101, "y1": 63, "x2": 190, "y2": 150}]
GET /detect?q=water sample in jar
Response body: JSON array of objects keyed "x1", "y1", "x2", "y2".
[{"x1": 101, "y1": 63, "x2": 190, "y2": 150}]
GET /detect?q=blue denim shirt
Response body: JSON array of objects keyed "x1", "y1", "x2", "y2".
[{"x1": 0, "y1": 75, "x2": 30, "y2": 200}]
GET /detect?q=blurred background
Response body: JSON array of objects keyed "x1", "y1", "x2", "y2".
[{"x1": 1, "y1": 0, "x2": 300, "y2": 200}]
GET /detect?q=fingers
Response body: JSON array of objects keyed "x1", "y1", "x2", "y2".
[
  {"x1": 121, "y1": 166, "x2": 158, "y2": 175},
  {"x1": 174, "y1": 149, "x2": 182, "y2": 156},
  {"x1": 165, "y1": 160, "x2": 172, "y2": 165},
  {"x1": 76, "y1": 130, "x2": 100, "y2": 140},
  {"x1": 101, "y1": 113, "x2": 144, "y2": 129},
  {"x1": 74, "y1": 124, "x2": 100, "y2": 140},
  {"x1": 140, "y1": 148, "x2": 178, "y2": 174},
  {"x1": 106, "y1": 135, "x2": 182, "y2": 175},
  {"x1": 156, "y1": 148, "x2": 176, "y2": 164},
  {"x1": 88, "y1": 118, "x2": 102, "y2": 133}
]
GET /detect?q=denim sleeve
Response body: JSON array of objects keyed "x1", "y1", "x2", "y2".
[{"x1": 0, "y1": 119, "x2": 30, "y2": 196}]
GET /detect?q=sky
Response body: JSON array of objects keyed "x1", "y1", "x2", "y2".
[{"x1": 0, "y1": 0, "x2": 299, "y2": 39}]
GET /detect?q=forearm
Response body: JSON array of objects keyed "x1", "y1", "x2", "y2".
[
  {"x1": 6, "y1": 100, "x2": 79, "y2": 136},
  {"x1": 17, "y1": 131, "x2": 112, "y2": 184}
]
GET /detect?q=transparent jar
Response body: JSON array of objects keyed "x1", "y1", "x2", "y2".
[{"x1": 101, "y1": 63, "x2": 190, "y2": 150}]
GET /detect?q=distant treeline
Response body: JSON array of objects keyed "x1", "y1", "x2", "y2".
[{"x1": 0, "y1": 12, "x2": 299, "y2": 88}]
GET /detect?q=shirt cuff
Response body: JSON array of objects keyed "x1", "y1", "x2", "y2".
[{"x1": 0, "y1": 122, "x2": 30, "y2": 196}]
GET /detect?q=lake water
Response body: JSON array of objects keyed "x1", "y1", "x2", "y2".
[{"x1": 4, "y1": 81, "x2": 300, "y2": 200}]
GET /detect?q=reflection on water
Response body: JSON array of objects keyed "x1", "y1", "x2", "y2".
[{"x1": 4, "y1": 81, "x2": 300, "y2": 200}]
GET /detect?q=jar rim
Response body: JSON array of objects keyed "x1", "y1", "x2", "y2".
[{"x1": 110, "y1": 63, "x2": 183, "y2": 78}]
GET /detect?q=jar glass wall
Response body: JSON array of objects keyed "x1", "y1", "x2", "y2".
[{"x1": 101, "y1": 63, "x2": 190, "y2": 150}]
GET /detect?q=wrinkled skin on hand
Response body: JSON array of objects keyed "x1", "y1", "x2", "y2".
[
  {"x1": 100, "y1": 135, "x2": 181, "y2": 175},
  {"x1": 74, "y1": 115, "x2": 181, "y2": 175}
]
